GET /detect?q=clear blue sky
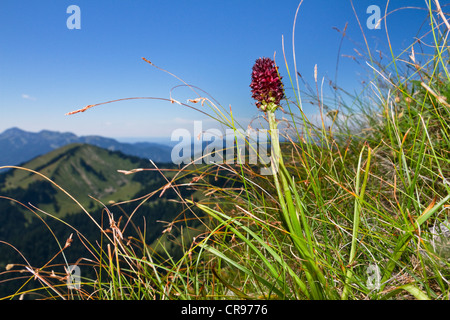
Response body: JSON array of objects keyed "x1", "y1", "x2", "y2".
[{"x1": 0, "y1": 0, "x2": 433, "y2": 143}]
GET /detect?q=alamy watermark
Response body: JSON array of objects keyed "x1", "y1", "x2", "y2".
[
  {"x1": 366, "y1": 263, "x2": 381, "y2": 290},
  {"x1": 170, "y1": 121, "x2": 279, "y2": 175},
  {"x1": 367, "y1": 5, "x2": 381, "y2": 30},
  {"x1": 66, "y1": 265, "x2": 81, "y2": 289},
  {"x1": 67, "y1": 5, "x2": 81, "y2": 30}
]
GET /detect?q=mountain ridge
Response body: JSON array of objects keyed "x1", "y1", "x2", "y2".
[
  {"x1": 0, "y1": 143, "x2": 156, "y2": 217},
  {"x1": 0, "y1": 127, "x2": 173, "y2": 166}
]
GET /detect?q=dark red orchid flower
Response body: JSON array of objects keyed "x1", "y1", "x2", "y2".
[{"x1": 250, "y1": 57, "x2": 284, "y2": 111}]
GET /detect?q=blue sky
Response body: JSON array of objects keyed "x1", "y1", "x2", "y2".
[{"x1": 0, "y1": 0, "x2": 434, "y2": 143}]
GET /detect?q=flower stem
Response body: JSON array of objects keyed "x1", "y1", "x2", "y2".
[{"x1": 267, "y1": 108, "x2": 328, "y2": 299}]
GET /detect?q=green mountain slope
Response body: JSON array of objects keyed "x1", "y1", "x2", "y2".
[
  {"x1": 0, "y1": 144, "x2": 202, "y2": 298},
  {"x1": 1, "y1": 143, "x2": 158, "y2": 217}
]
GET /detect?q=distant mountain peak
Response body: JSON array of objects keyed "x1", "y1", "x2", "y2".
[{"x1": 1, "y1": 127, "x2": 26, "y2": 135}]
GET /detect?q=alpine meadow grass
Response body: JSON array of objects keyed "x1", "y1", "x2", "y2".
[{"x1": 2, "y1": 0, "x2": 450, "y2": 300}]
